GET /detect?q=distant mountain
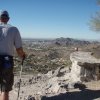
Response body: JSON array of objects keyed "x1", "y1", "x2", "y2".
[
  {"x1": 22, "y1": 37, "x2": 100, "y2": 47},
  {"x1": 54, "y1": 37, "x2": 91, "y2": 46}
]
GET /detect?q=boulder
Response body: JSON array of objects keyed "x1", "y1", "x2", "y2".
[{"x1": 70, "y1": 51, "x2": 100, "y2": 82}]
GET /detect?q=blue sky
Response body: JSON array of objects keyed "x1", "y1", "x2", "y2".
[{"x1": 0, "y1": 0, "x2": 100, "y2": 40}]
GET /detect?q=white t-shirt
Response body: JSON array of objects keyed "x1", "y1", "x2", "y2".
[{"x1": 0, "y1": 23, "x2": 22, "y2": 56}]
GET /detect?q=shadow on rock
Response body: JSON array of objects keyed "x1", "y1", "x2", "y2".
[
  {"x1": 41, "y1": 89, "x2": 100, "y2": 100},
  {"x1": 74, "y1": 82, "x2": 86, "y2": 90}
]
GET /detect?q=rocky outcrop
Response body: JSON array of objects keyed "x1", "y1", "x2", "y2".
[
  {"x1": 70, "y1": 51, "x2": 100, "y2": 82},
  {"x1": 9, "y1": 51, "x2": 100, "y2": 100},
  {"x1": 10, "y1": 67, "x2": 70, "y2": 100}
]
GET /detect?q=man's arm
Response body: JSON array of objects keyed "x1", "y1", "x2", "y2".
[{"x1": 16, "y1": 47, "x2": 26, "y2": 59}]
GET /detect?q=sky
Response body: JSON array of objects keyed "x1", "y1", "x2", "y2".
[{"x1": 0, "y1": 0, "x2": 100, "y2": 40}]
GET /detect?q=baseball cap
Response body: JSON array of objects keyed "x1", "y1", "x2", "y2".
[{"x1": 0, "y1": 10, "x2": 9, "y2": 18}]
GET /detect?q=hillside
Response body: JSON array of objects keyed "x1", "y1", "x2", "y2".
[
  {"x1": 13, "y1": 37, "x2": 100, "y2": 74},
  {"x1": 10, "y1": 37, "x2": 100, "y2": 100}
]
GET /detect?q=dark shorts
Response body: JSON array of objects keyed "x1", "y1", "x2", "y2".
[{"x1": 0, "y1": 55, "x2": 14, "y2": 92}]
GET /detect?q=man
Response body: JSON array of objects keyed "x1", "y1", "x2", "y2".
[{"x1": 0, "y1": 10, "x2": 25, "y2": 100}]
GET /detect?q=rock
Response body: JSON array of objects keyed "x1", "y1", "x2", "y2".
[
  {"x1": 47, "y1": 83, "x2": 60, "y2": 93},
  {"x1": 59, "y1": 66, "x2": 70, "y2": 73},
  {"x1": 68, "y1": 82, "x2": 75, "y2": 89},
  {"x1": 70, "y1": 51, "x2": 100, "y2": 82},
  {"x1": 24, "y1": 95, "x2": 35, "y2": 100},
  {"x1": 46, "y1": 70, "x2": 53, "y2": 78},
  {"x1": 57, "y1": 66, "x2": 70, "y2": 77},
  {"x1": 46, "y1": 66, "x2": 70, "y2": 78},
  {"x1": 27, "y1": 95, "x2": 35, "y2": 100}
]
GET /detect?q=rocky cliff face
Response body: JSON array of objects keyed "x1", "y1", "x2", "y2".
[
  {"x1": 10, "y1": 67, "x2": 71, "y2": 100},
  {"x1": 70, "y1": 51, "x2": 100, "y2": 82},
  {"x1": 9, "y1": 51, "x2": 100, "y2": 100}
]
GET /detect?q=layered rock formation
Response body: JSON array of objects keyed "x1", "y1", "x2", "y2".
[
  {"x1": 9, "y1": 51, "x2": 100, "y2": 100},
  {"x1": 70, "y1": 51, "x2": 100, "y2": 82}
]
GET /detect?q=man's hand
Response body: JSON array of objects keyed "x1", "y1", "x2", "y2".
[{"x1": 16, "y1": 47, "x2": 26, "y2": 59}]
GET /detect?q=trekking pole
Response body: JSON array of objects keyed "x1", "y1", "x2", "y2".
[{"x1": 17, "y1": 58, "x2": 24, "y2": 100}]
